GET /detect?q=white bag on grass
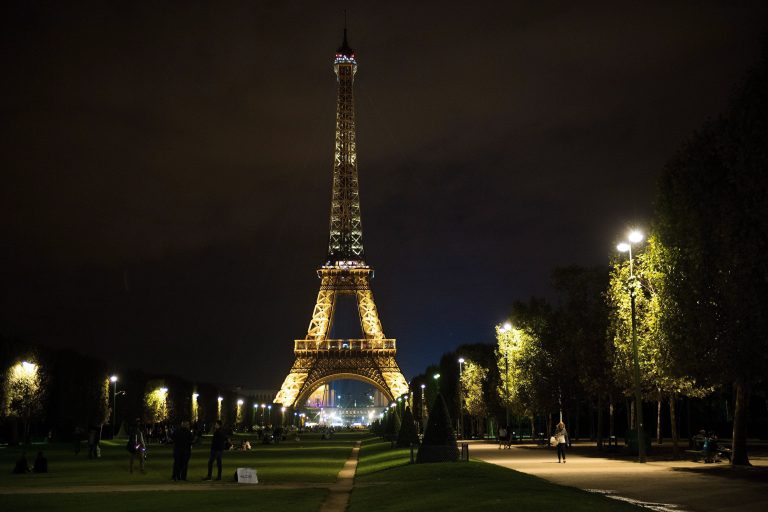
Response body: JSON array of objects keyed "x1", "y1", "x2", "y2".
[{"x1": 236, "y1": 467, "x2": 258, "y2": 484}]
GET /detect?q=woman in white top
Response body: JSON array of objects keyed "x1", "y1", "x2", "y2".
[{"x1": 554, "y1": 421, "x2": 568, "y2": 463}]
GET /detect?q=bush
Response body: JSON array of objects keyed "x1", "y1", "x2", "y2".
[
  {"x1": 385, "y1": 408, "x2": 401, "y2": 442},
  {"x1": 417, "y1": 393, "x2": 458, "y2": 463},
  {"x1": 396, "y1": 406, "x2": 420, "y2": 447}
]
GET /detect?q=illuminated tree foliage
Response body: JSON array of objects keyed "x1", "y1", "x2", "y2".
[
  {"x1": 143, "y1": 380, "x2": 169, "y2": 424},
  {"x1": 460, "y1": 360, "x2": 488, "y2": 419},
  {"x1": 607, "y1": 235, "x2": 710, "y2": 454},
  {"x1": 495, "y1": 299, "x2": 561, "y2": 436},
  {"x1": 495, "y1": 323, "x2": 537, "y2": 419},
  {"x1": 2, "y1": 360, "x2": 44, "y2": 444}
]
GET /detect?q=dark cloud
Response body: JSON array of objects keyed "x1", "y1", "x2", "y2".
[{"x1": 1, "y1": 1, "x2": 766, "y2": 385}]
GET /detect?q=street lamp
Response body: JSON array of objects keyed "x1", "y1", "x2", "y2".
[
  {"x1": 267, "y1": 404, "x2": 272, "y2": 426},
  {"x1": 420, "y1": 383, "x2": 426, "y2": 432},
  {"x1": 457, "y1": 358, "x2": 465, "y2": 438},
  {"x1": 110, "y1": 375, "x2": 118, "y2": 437},
  {"x1": 500, "y1": 322, "x2": 512, "y2": 428},
  {"x1": 617, "y1": 229, "x2": 646, "y2": 463}
]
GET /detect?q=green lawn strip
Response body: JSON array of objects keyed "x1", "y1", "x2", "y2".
[
  {"x1": 0, "y1": 433, "x2": 363, "y2": 489},
  {"x1": 0, "y1": 488, "x2": 327, "y2": 512},
  {"x1": 354, "y1": 438, "x2": 411, "y2": 476},
  {"x1": 350, "y1": 440, "x2": 645, "y2": 512}
]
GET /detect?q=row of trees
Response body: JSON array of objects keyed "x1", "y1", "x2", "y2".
[
  {"x1": 409, "y1": 38, "x2": 768, "y2": 465},
  {"x1": 0, "y1": 337, "x2": 268, "y2": 444}
]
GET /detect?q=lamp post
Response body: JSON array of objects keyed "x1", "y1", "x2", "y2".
[
  {"x1": 617, "y1": 229, "x2": 647, "y2": 463},
  {"x1": 110, "y1": 375, "x2": 118, "y2": 438},
  {"x1": 457, "y1": 358, "x2": 465, "y2": 438},
  {"x1": 267, "y1": 405, "x2": 272, "y2": 426},
  {"x1": 260, "y1": 404, "x2": 266, "y2": 426},
  {"x1": 420, "y1": 383, "x2": 426, "y2": 432},
  {"x1": 499, "y1": 322, "x2": 512, "y2": 428}
]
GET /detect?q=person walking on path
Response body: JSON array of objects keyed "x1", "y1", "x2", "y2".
[
  {"x1": 554, "y1": 421, "x2": 568, "y2": 463},
  {"x1": 128, "y1": 418, "x2": 146, "y2": 474},
  {"x1": 204, "y1": 420, "x2": 227, "y2": 481},
  {"x1": 172, "y1": 421, "x2": 193, "y2": 481},
  {"x1": 498, "y1": 426, "x2": 508, "y2": 449}
]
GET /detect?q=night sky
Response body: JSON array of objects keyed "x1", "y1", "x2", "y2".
[{"x1": 2, "y1": 2, "x2": 766, "y2": 388}]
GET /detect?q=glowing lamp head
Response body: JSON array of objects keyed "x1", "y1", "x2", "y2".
[
  {"x1": 458, "y1": 357, "x2": 465, "y2": 364},
  {"x1": 502, "y1": 322, "x2": 512, "y2": 332},
  {"x1": 281, "y1": 407, "x2": 286, "y2": 412},
  {"x1": 617, "y1": 242, "x2": 631, "y2": 253},
  {"x1": 420, "y1": 383, "x2": 426, "y2": 389},
  {"x1": 433, "y1": 373, "x2": 440, "y2": 380},
  {"x1": 110, "y1": 375, "x2": 118, "y2": 383},
  {"x1": 159, "y1": 387, "x2": 168, "y2": 394},
  {"x1": 628, "y1": 230, "x2": 644, "y2": 244},
  {"x1": 237, "y1": 399, "x2": 244, "y2": 406},
  {"x1": 21, "y1": 361, "x2": 36, "y2": 372},
  {"x1": 261, "y1": 403, "x2": 266, "y2": 409},
  {"x1": 217, "y1": 396, "x2": 223, "y2": 402},
  {"x1": 192, "y1": 393, "x2": 199, "y2": 399}
]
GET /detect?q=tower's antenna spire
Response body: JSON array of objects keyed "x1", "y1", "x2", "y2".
[{"x1": 343, "y1": 9, "x2": 349, "y2": 47}]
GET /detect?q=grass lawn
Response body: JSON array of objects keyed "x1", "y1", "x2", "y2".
[
  {"x1": 0, "y1": 489, "x2": 328, "y2": 512},
  {"x1": 0, "y1": 432, "x2": 356, "y2": 489},
  {"x1": 0, "y1": 431, "x2": 365, "y2": 511},
  {"x1": 350, "y1": 439, "x2": 646, "y2": 512}
]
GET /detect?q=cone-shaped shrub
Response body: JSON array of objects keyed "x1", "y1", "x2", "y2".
[
  {"x1": 396, "y1": 406, "x2": 420, "y2": 447},
  {"x1": 416, "y1": 393, "x2": 458, "y2": 463},
  {"x1": 385, "y1": 408, "x2": 401, "y2": 442}
]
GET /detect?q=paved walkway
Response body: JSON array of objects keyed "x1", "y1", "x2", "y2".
[
  {"x1": 319, "y1": 441, "x2": 361, "y2": 512},
  {"x1": 471, "y1": 441, "x2": 768, "y2": 512}
]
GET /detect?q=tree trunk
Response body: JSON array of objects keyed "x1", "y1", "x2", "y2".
[
  {"x1": 530, "y1": 416, "x2": 535, "y2": 440},
  {"x1": 669, "y1": 395, "x2": 679, "y2": 459},
  {"x1": 731, "y1": 381, "x2": 751, "y2": 466},
  {"x1": 589, "y1": 400, "x2": 596, "y2": 441},
  {"x1": 596, "y1": 396, "x2": 604, "y2": 449},
  {"x1": 609, "y1": 396, "x2": 615, "y2": 439},
  {"x1": 546, "y1": 414, "x2": 553, "y2": 442},
  {"x1": 629, "y1": 399, "x2": 635, "y2": 431},
  {"x1": 657, "y1": 397, "x2": 663, "y2": 444}
]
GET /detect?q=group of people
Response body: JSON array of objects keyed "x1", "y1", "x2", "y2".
[
  {"x1": 13, "y1": 451, "x2": 47, "y2": 474},
  {"x1": 126, "y1": 418, "x2": 230, "y2": 481}
]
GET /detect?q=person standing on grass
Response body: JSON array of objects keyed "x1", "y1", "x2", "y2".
[
  {"x1": 554, "y1": 421, "x2": 568, "y2": 463},
  {"x1": 172, "y1": 421, "x2": 193, "y2": 481},
  {"x1": 204, "y1": 420, "x2": 226, "y2": 481},
  {"x1": 128, "y1": 418, "x2": 146, "y2": 474}
]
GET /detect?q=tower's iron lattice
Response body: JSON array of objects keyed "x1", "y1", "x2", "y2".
[{"x1": 274, "y1": 30, "x2": 409, "y2": 407}]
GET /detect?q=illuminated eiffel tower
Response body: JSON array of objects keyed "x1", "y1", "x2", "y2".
[{"x1": 274, "y1": 29, "x2": 409, "y2": 408}]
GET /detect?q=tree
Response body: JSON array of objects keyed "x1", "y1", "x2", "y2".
[
  {"x1": 497, "y1": 299, "x2": 560, "y2": 437},
  {"x1": 460, "y1": 360, "x2": 488, "y2": 436},
  {"x1": 416, "y1": 393, "x2": 458, "y2": 463},
  {"x1": 655, "y1": 39, "x2": 768, "y2": 465},
  {"x1": 606, "y1": 235, "x2": 710, "y2": 456},
  {"x1": 551, "y1": 266, "x2": 614, "y2": 446},
  {"x1": 396, "y1": 406, "x2": 420, "y2": 447}
]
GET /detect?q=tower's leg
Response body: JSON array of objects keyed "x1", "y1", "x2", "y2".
[
  {"x1": 274, "y1": 357, "x2": 313, "y2": 407},
  {"x1": 306, "y1": 277, "x2": 337, "y2": 341},
  {"x1": 355, "y1": 288, "x2": 384, "y2": 339}
]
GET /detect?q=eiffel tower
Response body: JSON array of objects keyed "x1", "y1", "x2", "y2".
[{"x1": 274, "y1": 29, "x2": 409, "y2": 408}]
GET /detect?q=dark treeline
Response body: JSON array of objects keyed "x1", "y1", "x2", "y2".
[{"x1": 0, "y1": 337, "x2": 267, "y2": 445}]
